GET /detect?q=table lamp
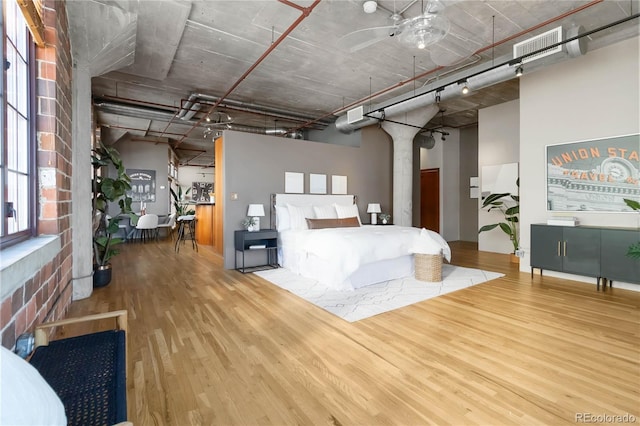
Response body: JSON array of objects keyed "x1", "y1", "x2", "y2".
[
  {"x1": 247, "y1": 204, "x2": 265, "y2": 231},
  {"x1": 367, "y1": 203, "x2": 381, "y2": 225}
]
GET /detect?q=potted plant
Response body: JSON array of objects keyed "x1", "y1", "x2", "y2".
[
  {"x1": 170, "y1": 185, "x2": 196, "y2": 217},
  {"x1": 624, "y1": 198, "x2": 640, "y2": 259},
  {"x1": 478, "y1": 178, "x2": 520, "y2": 263},
  {"x1": 92, "y1": 143, "x2": 135, "y2": 287},
  {"x1": 379, "y1": 213, "x2": 391, "y2": 225},
  {"x1": 242, "y1": 217, "x2": 257, "y2": 232}
]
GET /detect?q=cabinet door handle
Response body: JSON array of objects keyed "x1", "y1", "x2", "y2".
[
  {"x1": 557, "y1": 241, "x2": 561, "y2": 256},
  {"x1": 564, "y1": 241, "x2": 567, "y2": 257}
]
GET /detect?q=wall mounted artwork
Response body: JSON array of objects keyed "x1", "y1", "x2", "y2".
[
  {"x1": 309, "y1": 174, "x2": 327, "y2": 194},
  {"x1": 127, "y1": 169, "x2": 156, "y2": 203},
  {"x1": 192, "y1": 181, "x2": 213, "y2": 202},
  {"x1": 285, "y1": 172, "x2": 304, "y2": 193},
  {"x1": 331, "y1": 175, "x2": 347, "y2": 194},
  {"x1": 546, "y1": 133, "x2": 639, "y2": 212}
]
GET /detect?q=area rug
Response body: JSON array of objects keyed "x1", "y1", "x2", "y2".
[{"x1": 254, "y1": 265, "x2": 504, "y2": 322}]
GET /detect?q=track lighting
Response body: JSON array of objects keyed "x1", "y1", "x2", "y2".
[
  {"x1": 516, "y1": 66, "x2": 523, "y2": 77},
  {"x1": 461, "y1": 84, "x2": 469, "y2": 94}
]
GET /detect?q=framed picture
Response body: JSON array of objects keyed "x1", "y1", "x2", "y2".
[
  {"x1": 127, "y1": 169, "x2": 156, "y2": 203},
  {"x1": 192, "y1": 181, "x2": 213, "y2": 202},
  {"x1": 309, "y1": 173, "x2": 327, "y2": 194},
  {"x1": 331, "y1": 175, "x2": 347, "y2": 194},
  {"x1": 285, "y1": 172, "x2": 304, "y2": 193},
  {"x1": 546, "y1": 133, "x2": 639, "y2": 212}
]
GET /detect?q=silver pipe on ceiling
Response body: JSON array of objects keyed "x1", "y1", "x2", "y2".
[
  {"x1": 94, "y1": 101, "x2": 303, "y2": 139},
  {"x1": 183, "y1": 92, "x2": 332, "y2": 127}
]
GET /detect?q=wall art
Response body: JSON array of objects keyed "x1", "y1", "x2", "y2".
[{"x1": 546, "y1": 133, "x2": 639, "y2": 211}]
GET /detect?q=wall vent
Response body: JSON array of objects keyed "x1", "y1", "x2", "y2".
[
  {"x1": 513, "y1": 26, "x2": 563, "y2": 63},
  {"x1": 347, "y1": 105, "x2": 364, "y2": 124}
]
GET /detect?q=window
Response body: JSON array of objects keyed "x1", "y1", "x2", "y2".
[{"x1": 1, "y1": 0, "x2": 36, "y2": 248}]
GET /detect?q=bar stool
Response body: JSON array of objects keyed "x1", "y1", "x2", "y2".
[{"x1": 175, "y1": 215, "x2": 198, "y2": 252}]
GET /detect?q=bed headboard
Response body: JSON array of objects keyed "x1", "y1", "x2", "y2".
[{"x1": 270, "y1": 193, "x2": 357, "y2": 229}]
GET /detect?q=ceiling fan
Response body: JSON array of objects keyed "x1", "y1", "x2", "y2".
[{"x1": 339, "y1": 0, "x2": 484, "y2": 66}]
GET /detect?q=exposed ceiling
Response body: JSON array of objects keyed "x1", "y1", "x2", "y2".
[{"x1": 66, "y1": 0, "x2": 639, "y2": 167}]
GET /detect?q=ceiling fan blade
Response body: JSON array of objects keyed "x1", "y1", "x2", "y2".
[
  {"x1": 338, "y1": 25, "x2": 397, "y2": 53},
  {"x1": 428, "y1": 23, "x2": 484, "y2": 66}
]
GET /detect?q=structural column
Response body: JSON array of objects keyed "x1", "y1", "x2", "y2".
[
  {"x1": 381, "y1": 105, "x2": 439, "y2": 226},
  {"x1": 71, "y1": 65, "x2": 94, "y2": 300}
]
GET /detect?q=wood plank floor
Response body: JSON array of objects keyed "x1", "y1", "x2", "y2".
[{"x1": 62, "y1": 240, "x2": 640, "y2": 425}]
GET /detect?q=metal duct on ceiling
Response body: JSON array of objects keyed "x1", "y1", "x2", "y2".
[
  {"x1": 334, "y1": 19, "x2": 603, "y2": 134},
  {"x1": 94, "y1": 100, "x2": 304, "y2": 139}
]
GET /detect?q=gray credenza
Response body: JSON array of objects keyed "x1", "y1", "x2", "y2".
[{"x1": 530, "y1": 224, "x2": 640, "y2": 290}]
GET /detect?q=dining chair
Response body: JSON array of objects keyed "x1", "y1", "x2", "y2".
[
  {"x1": 156, "y1": 213, "x2": 177, "y2": 240},
  {"x1": 135, "y1": 213, "x2": 158, "y2": 243}
]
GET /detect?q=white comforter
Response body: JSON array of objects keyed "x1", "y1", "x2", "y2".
[{"x1": 279, "y1": 225, "x2": 450, "y2": 290}]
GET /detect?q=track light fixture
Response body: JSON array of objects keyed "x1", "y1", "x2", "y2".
[
  {"x1": 516, "y1": 66, "x2": 524, "y2": 77},
  {"x1": 461, "y1": 84, "x2": 469, "y2": 94}
]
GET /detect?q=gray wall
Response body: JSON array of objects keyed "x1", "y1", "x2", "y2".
[
  {"x1": 222, "y1": 126, "x2": 392, "y2": 269},
  {"x1": 459, "y1": 126, "x2": 479, "y2": 242},
  {"x1": 519, "y1": 36, "x2": 639, "y2": 288},
  {"x1": 114, "y1": 137, "x2": 171, "y2": 216}
]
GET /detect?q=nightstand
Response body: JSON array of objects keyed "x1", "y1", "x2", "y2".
[{"x1": 234, "y1": 229, "x2": 279, "y2": 273}]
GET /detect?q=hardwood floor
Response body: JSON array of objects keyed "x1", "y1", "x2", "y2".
[{"x1": 62, "y1": 240, "x2": 640, "y2": 425}]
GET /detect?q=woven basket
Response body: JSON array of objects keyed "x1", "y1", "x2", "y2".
[{"x1": 414, "y1": 253, "x2": 442, "y2": 282}]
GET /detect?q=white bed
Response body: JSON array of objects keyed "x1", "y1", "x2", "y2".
[{"x1": 271, "y1": 193, "x2": 450, "y2": 291}]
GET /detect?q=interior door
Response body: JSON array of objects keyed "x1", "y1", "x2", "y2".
[{"x1": 420, "y1": 168, "x2": 439, "y2": 232}]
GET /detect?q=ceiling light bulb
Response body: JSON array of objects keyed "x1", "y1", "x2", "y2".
[
  {"x1": 363, "y1": 0, "x2": 377, "y2": 14},
  {"x1": 206, "y1": 116, "x2": 211, "y2": 122},
  {"x1": 417, "y1": 37, "x2": 426, "y2": 49},
  {"x1": 462, "y1": 85, "x2": 469, "y2": 94},
  {"x1": 516, "y1": 66, "x2": 523, "y2": 77}
]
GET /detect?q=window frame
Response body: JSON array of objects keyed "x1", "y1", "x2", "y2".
[{"x1": 1, "y1": 2, "x2": 37, "y2": 249}]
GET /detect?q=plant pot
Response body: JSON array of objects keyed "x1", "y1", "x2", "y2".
[
  {"x1": 93, "y1": 264, "x2": 113, "y2": 288},
  {"x1": 510, "y1": 253, "x2": 520, "y2": 264}
]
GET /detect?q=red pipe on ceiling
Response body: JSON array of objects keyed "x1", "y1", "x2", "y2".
[{"x1": 173, "y1": 0, "x2": 322, "y2": 147}]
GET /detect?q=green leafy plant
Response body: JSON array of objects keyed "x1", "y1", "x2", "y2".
[
  {"x1": 92, "y1": 143, "x2": 135, "y2": 266},
  {"x1": 170, "y1": 186, "x2": 196, "y2": 216},
  {"x1": 241, "y1": 217, "x2": 257, "y2": 229},
  {"x1": 478, "y1": 178, "x2": 520, "y2": 253},
  {"x1": 624, "y1": 198, "x2": 640, "y2": 259},
  {"x1": 379, "y1": 213, "x2": 391, "y2": 222}
]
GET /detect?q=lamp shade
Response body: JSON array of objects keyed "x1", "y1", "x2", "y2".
[
  {"x1": 367, "y1": 203, "x2": 381, "y2": 214},
  {"x1": 247, "y1": 204, "x2": 265, "y2": 217}
]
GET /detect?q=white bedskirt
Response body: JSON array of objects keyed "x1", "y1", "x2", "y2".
[{"x1": 278, "y1": 225, "x2": 444, "y2": 291}]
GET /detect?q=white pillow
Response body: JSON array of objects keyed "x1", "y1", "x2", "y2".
[
  {"x1": 287, "y1": 204, "x2": 314, "y2": 230},
  {"x1": 334, "y1": 203, "x2": 362, "y2": 225},
  {"x1": 313, "y1": 204, "x2": 338, "y2": 219},
  {"x1": 0, "y1": 345, "x2": 67, "y2": 425},
  {"x1": 275, "y1": 205, "x2": 291, "y2": 231}
]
